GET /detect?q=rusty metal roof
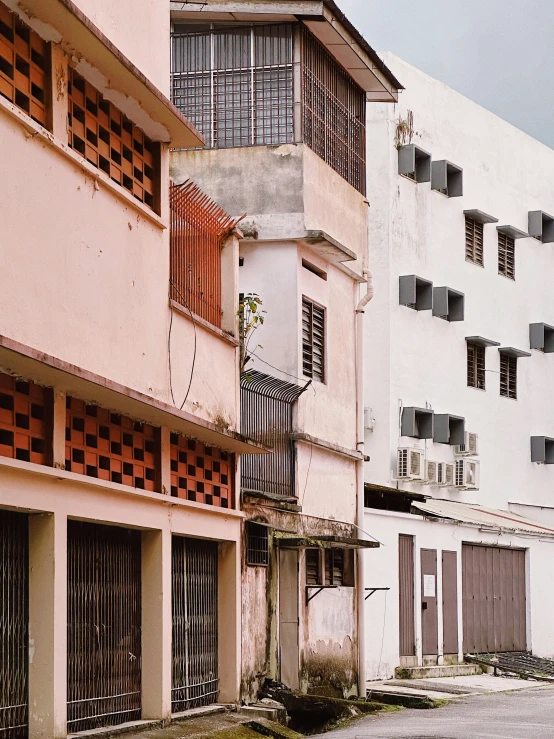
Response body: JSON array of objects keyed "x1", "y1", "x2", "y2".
[{"x1": 412, "y1": 499, "x2": 554, "y2": 538}]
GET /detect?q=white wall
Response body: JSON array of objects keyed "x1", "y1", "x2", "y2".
[
  {"x1": 364, "y1": 53, "x2": 554, "y2": 513},
  {"x1": 363, "y1": 508, "x2": 554, "y2": 680}
]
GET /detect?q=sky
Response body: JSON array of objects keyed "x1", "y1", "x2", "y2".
[{"x1": 338, "y1": 0, "x2": 554, "y2": 149}]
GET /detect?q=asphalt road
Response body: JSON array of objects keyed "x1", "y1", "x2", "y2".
[{"x1": 323, "y1": 686, "x2": 554, "y2": 739}]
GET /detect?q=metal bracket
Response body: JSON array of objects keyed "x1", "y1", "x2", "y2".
[
  {"x1": 365, "y1": 587, "x2": 390, "y2": 600},
  {"x1": 305, "y1": 586, "x2": 337, "y2": 604}
]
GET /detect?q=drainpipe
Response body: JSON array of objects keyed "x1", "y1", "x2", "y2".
[{"x1": 355, "y1": 269, "x2": 374, "y2": 698}]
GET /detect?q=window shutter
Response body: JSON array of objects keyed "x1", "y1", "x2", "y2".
[
  {"x1": 498, "y1": 232, "x2": 515, "y2": 279},
  {"x1": 465, "y1": 217, "x2": 484, "y2": 265},
  {"x1": 302, "y1": 297, "x2": 325, "y2": 382}
]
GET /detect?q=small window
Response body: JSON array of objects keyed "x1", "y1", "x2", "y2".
[
  {"x1": 465, "y1": 217, "x2": 484, "y2": 265},
  {"x1": 498, "y1": 232, "x2": 515, "y2": 280},
  {"x1": 306, "y1": 548, "x2": 354, "y2": 586},
  {"x1": 306, "y1": 549, "x2": 320, "y2": 585},
  {"x1": 246, "y1": 522, "x2": 269, "y2": 566},
  {"x1": 500, "y1": 353, "x2": 517, "y2": 399},
  {"x1": 467, "y1": 343, "x2": 486, "y2": 389},
  {"x1": 302, "y1": 297, "x2": 325, "y2": 382}
]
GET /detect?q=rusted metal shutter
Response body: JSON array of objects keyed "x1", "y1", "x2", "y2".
[
  {"x1": 67, "y1": 522, "x2": 142, "y2": 733},
  {"x1": 398, "y1": 535, "x2": 415, "y2": 657},
  {"x1": 0, "y1": 511, "x2": 28, "y2": 739},
  {"x1": 172, "y1": 537, "x2": 218, "y2": 712},
  {"x1": 421, "y1": 549, "x2": 438, "y2": 655},
  {"x1": 462, "y1": 544, "x2": 526, "y2": 654},
  {"x1": 442, "y1": 550, "x2": 459, "y2": 655}
]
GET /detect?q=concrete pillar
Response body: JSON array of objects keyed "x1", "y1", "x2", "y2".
[
  {"x1": 141, "y1": 529, "x2": 172, "y2": 722},
  {"x1": 218, "y1": 541, "x2": 241, "y2": 703},
  {"x1": 52, "y1": 390, "x2": 66, "y2": 470},
  {"x1": 28, "y1": 512, "x2": 67, "y2": 739}
]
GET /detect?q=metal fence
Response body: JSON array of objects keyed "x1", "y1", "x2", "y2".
[
  {"x1": 170, "y1": 181, "x2": 238, "y2": 328},
  {"x1": 301, "y1": 25, "x2": 366, "y2": 194},
  {"x1": 172, "y1": 537, "x2": 218, "y2": 712},
  {"x1": 0, "y1": 511, "x2": 28, "y2": 739},
  {"x1": 240, "y1": 371, "x2": 308, "y2": 497},
  {"x1": 67, "y1": 522, "x2": 142, "y2": 733}
]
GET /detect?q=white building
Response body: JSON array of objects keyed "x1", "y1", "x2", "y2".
[{"x1": 363, "y1": 54, "x2": 554, "y2": 680}]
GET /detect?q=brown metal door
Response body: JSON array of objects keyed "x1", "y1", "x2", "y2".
[
  {"x1": 442, "y1": 551, "x2": 458, "y2": 655},
  {"x1": 279, "y1": 549, "x2": 299, "y2": 690},
  {"x1": 398, "y1": 535, "x2": 415, "y2": 656},
  {"x1": 462, "y1": 544, "x2": 526, "y2": 653},
  {"x1": 421, "y1": 549, "x2": 438, "y2": 655}
]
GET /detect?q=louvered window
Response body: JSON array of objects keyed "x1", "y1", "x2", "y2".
[
  {"x1": 306, "y1": 549, "x2": 320, "y2": 585},
  {"x1": 302, "y1": 297, "x2": 325, "y2": 382},
  {"x1": 467, "y1": 343, "x2": 486, "y2": 389},
  {"x1": 498, "y1": 232, "x2": 515, "y2": 279},
  {"x1": 306, "y1": 548, "x2": 352, "y2": 586},
  {"x1": 465, "y1": 217, "x2": 484, "y2": 265},
  {"x1": 500, "y1": 353, "x2": 517, "y2": 399},
  {"x1": 0, "y1": 2, "x2": 48, "y2": 127},
  {"x1": 325, "y1": 549, "x2": 344, "y2": 586}
]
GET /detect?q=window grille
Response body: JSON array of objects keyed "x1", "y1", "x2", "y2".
[
  {"x1": 0, "y1": 372, "x2": 52, "y2": 466},
  {"x1": 301, "y1": 26, "x2": 366, "y2": 195},
  {"x1": 67, "y1": 68, "x2": 159, "y2": 211},
  {"x1": 500, "y1": 353, "x2": 517, "y2": 399},
  {"x1": 170, "y1": 433, "x2": 234, "y2": 508},
  {"x1": 498, "y1": 231, "x2": 515, "y2": 279},
  {"x1": 67, "y1": 521, "x2": 142, "y2": 732},
  {"x1": 0, "y1": 510, "x2": 28, "y2": 739},
  {"x1": 0, "y1": 2, "x2": 48, "y2": 127},
  {"x1": 467, "y1": 343, "x2": 486, "y2": 389},
  {"x1": 302, "y1": 297, "x2": 325, "y2": 382},
  {"x1": 170, "y1": 181, "x2": 237, "y2": 327},
  {"x1": 465, "y1": 217, "x2": 484, "y2": 265},
  {"x1": 240, "y1": 371, "x2": 307, "y2": 498},
  {"x1": 171, "y1": 23, "x2": 294, "y2": 149},
  {"x1": 65, "y1": 397, "x2": 160, "y2": 491},
  {"x1": 246, "y1": 522, "x2": 269, "y2": 566}
]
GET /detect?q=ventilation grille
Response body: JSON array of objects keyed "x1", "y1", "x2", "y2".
[
  {"x1": 0, "y1": 372, "x2": 51, "y2": 466},
  {"x1": 65, "y1": 398, "x2": 160, "y2": 491},
  {"x1": 467, "y1": 343, "x2": 486, "y2": 389},
  {"x1": 0, "y1": 3, "x2": 47, "y2": 126},
  {"x1": 170, "y1": 433, "x2": 233, "y2": 508},
  {"x1": 397, "y1": 448, "x2": 409, "y2": 478},
  {"x1": 67, "y1": 68, "x2": 158, "y2": 211},
  {"x1": 246, "y1": 522, "x2": 269, "y2": 566},
  {"x1": 498, "y1": 232, "x2": 515, "y2": 279},
  {"x1": 500, "y1": 353, "x2": 517, "y2": 399},
  {"x1": 426, "y1": 460, "x2": 438, "y2": 483}
]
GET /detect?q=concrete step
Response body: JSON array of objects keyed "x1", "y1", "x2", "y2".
[
  {"x1": 239, "y1": 703, "x2": 287, "y2": 725},
  {"x1": 395, "y1": 663, "x2": 482, "y2": 679}
]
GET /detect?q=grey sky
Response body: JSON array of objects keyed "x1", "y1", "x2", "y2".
[{"x1": 338, "y1": 0, "x2": 554, "y2": 149}]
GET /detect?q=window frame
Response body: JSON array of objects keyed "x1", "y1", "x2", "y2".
[
  {"x1": 499, "y1": 352, "x2": 517, "y2": 399},
  {"x1": 467, "y1": 342, "x2": 486, "y2": 390},
  {"x1": 498, "y1": 231, "x2": 515, "y2": 280},
  {"x1": 305, "y1": 548, "x2": 354, "y2": 587},
  {"x1": 246, "y1": 521, "x2": 269, "y2": 566},
  {"x1": 465, "y1": 216, "x2": 484, "y2": 266},
  {"x1": 301, "y1": 296, "x2": 326, "y2": 384}
]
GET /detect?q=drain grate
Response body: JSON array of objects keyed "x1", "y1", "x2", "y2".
[{"x1": 466, "y1": 651, "x2": 554, "y2": 680}]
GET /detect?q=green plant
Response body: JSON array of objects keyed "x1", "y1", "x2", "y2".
[
  {"x1": 394, "y1": 110, "x2": 414, "y2": 149},
  {"x1": 238, "y1": 293, "x2": 266, "y2": 375}
]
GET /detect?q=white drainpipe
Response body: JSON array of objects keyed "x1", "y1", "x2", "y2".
[{"x1": 355, "y1": 269, "x2": 374, "y2": 697}]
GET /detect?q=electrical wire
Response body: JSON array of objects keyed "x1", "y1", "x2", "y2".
[
  {"x1": 168, "y1": 279, "x2": 197, "y2": 410},
  {"x1": 249, "y1": 350, "x2": 311, "y2": 386}
]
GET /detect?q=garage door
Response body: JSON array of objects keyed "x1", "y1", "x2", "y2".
[{"x1": 462, "y1": 544, "x2": 526, "y2": 653}]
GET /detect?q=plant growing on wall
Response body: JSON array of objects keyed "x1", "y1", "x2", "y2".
[
  {"x1": 238, "y1": 293, "x2": 266, "y2": 376},
  {"x1": 394, "y1": 109, "x2": 414, "y2": 149}
]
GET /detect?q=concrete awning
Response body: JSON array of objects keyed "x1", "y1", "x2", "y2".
[
  {"x1": 13, "y1": 0, "x2": 203, "y2": 147},
  {"x1": 412, "y1": 499, "x2": 554, "y2": 538},
  {"x1": 0, "y1": 335, "x2": 267, "y2": 456},
  {"x1": 276, "y1": 534, "x2": 379, "y2": 549}
]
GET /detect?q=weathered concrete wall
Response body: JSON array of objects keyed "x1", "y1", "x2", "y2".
[{"x1": 171, "y1": 144, "x2": 368, "y2": 268}]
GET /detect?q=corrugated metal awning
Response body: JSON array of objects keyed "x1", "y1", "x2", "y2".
[{"x1": 412, "y1": 499, "x2": 554, "y2": 538}]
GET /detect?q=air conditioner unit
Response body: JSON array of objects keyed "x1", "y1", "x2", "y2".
[
  {"x1": 397, "y1": 447, "x2": 425, "y2": 481},
  {"x1": 437, "y1": 462, "x2": 454, "y2": 487},
  {"x1": 425, "y1": 460, "x2": 439, "y2": 485},
  {"x1": 455, "y1": 459, "x2": 480, "y2": 490},
  {"x1": 455, "y1": 432, "x2": 479, "y2": 456}
]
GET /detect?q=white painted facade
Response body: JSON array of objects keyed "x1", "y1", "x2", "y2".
[{"x1": 363, "y1": 54, "x2": 554, "y2": 679}]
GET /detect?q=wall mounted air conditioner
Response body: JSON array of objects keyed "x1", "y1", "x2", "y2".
[
  {"x1": 455, "y1": 459, "x2": 480, "y2": 490},
  {"x1": 455, "y1": 432, "x2": 479, "y2": 457},
  {"x1": 397, "y1": 447, "x2": 425, "y2": 481},
  {"x1": 425, "y1": 460, "x2": 439, "y2": 484},
  {"x1": 437, "y1": 462, "x2": 454, "y2": 487}
]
